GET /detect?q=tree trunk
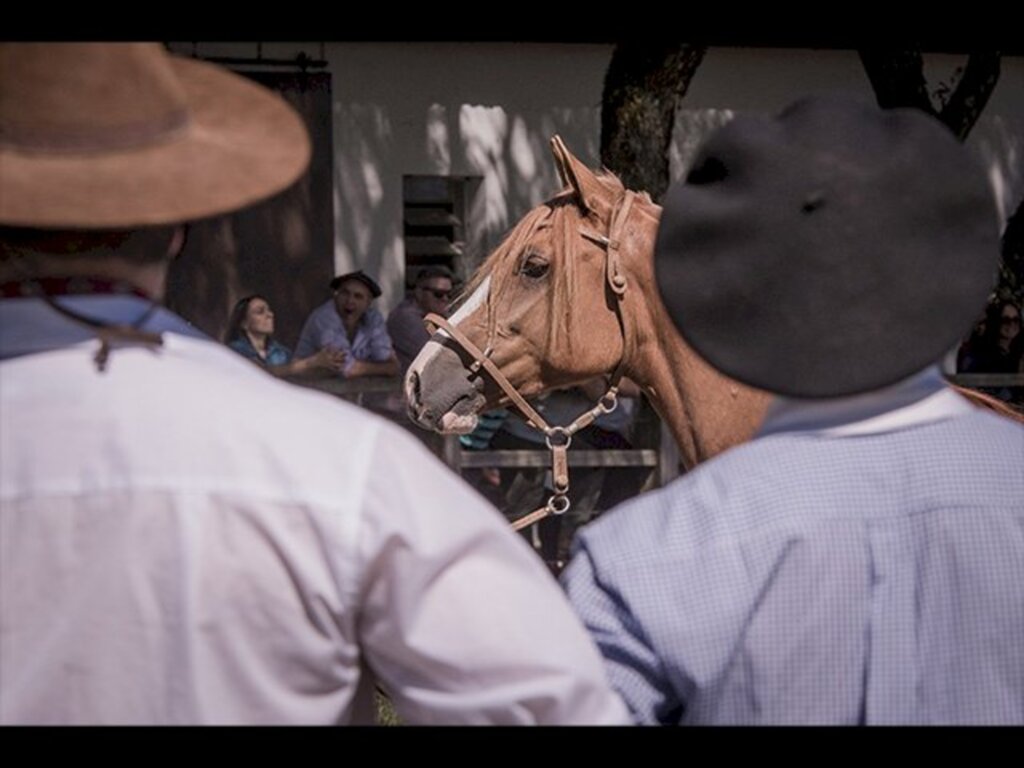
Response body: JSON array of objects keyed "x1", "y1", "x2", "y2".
[
  {"x1": 600, "y1": 43, "x2": 706, "y2": 203},
  {"x1": 860, "y1": 49, "x2": 1015, "y2": 305},
  {"x1": 858, "y1": 49, "x2": 1000, "y2": 140}
]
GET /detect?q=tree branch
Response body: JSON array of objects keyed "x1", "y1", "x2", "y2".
[
  {"x1": 600, "y1": 43, "x2": 706, "y2": 202},
  {"x1": 942, "y1": 51, "x2": 1001, "y2": 140},
  {"x1": 858, "y1": 49, "x2": 932, "y2": 113}
]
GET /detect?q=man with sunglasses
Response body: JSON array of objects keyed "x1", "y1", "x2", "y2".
[{"x1": 388, "y1": 265, "x2": 455, "y2": 374}]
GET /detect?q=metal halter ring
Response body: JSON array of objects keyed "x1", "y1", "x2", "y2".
[
  {"x1": 547, "y1": 495, "x2": 571, "y2": 516},
  {"x1": 545, "y1": 426, "x2": 572, "y2": 451},
  {"x1": 598, "y1": 392, "x2": 619, "y2": 414},
  {"x1": 468, "y1": 346, "x2": 494, "y2": 375}
]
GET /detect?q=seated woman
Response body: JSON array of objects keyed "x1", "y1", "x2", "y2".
[
  {"x1": 295, "y1": 270, "x2": 400, "y2": 379},
  {"x1": 959, "y1": 298, "x2": 1023, "y2": 404},
  {"x1": 225, "y1": 294, "x2": 345, "y2": 378}
]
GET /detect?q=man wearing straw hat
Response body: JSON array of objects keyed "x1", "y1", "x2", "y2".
[
  {"x1": 562, "y1": 94, "x2": 1024, "y2": 725},
  {"x1": 0, "y1": 43, "x2": 628, "y2": 725}
]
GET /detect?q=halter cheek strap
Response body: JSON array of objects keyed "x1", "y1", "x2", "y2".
[{"x1": 424, "y1": 190, "x2": 638, "y2": 533}]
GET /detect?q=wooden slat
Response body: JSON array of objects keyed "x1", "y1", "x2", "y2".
[
  {"x1": 457, "y1": 449, "x2": 660, "y2": 468},
  {"x1": 404, "y1": 208, "x2": 460, "y2": 227},
  {"x1": 404, "y1": 235, "x2": 462, "y2": 256},
  {"x1": 288, "y1": 375, "x2": 403, "y2": 397},
  {"x1": 945, "y1": 373, "x2": 1024, "y2": 387}
]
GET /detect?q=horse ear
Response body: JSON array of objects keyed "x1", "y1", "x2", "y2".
[{"x1": 550, "y1": 135, "x2": 607, "y2": 214}]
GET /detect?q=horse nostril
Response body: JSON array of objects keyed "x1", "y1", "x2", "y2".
[
  {"x1": 406, "y1": 371, "x2": 429, "y2": 421},
  {"x1": 410, "y1": 370, "x2": 422, "y2": 404}
]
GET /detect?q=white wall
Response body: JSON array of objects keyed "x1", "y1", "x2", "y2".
[
  {"x1": 170, "y1": 42, "x2": 1024, "y2": 314},
  {"x1": 325, "y1": 42, "x2": 612, "y2": 310}
]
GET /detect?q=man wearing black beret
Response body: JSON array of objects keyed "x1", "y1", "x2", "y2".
[{"x1": 562, "y1": 94, "x2": 1024, "y2": 725}]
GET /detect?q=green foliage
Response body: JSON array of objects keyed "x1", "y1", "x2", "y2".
[{"x1": 375, "y1": 689, "x2": 402, "y2": 726}]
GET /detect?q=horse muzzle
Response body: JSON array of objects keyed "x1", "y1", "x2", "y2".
[{"x1": 405, "y1": 341, "x2": 486, "y2": 434}]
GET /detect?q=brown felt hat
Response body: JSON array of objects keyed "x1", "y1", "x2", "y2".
[
  {"x1": 654, "y1": 94, "x2": 1000, "y2": 398},
  {"x1": 0, "y1": 43, "x2": 310, "y2": 229}
]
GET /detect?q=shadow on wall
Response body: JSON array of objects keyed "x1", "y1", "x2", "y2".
[
  {"x1": 974, "y1": 115, "x2": 1024, "y2": 224},
  {"x1": 166, "y1": 71, "x2": 335, "y2": 348},
  {"x1": 333, "y1": 93, "x2": 1024, "y2": 321},
  {"x1": 333, "y1": 98, "x2": 603, "y2": 304},
  {"x1": 333, "y1": 103, "x2": 396, "y2": 305}
]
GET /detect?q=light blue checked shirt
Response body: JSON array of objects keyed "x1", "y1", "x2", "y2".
[
  {"x1": 294, "y1": 300, "x2": 393, "y2": 374},
  {"x1": 562, "y1": 367, "x2": 1024, "y2": 725}
]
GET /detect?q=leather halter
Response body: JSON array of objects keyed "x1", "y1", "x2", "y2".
[{"x1": 425, "y1": 190, "x2": 638, "y2": 531}]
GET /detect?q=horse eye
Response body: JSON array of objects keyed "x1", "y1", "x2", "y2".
[{"x1": 519, "y1": 253, "x2": 550, "y2": 280}]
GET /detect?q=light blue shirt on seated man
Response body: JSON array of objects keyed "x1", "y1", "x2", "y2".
[{"x1": 295, "y1": 300, "x2": 394, "y2": 375}]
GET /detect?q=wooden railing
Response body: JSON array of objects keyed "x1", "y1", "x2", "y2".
[
  {"x1": 287, "y1": 373, "x2": 682, "y2": 492},
  {"x1": 288, "y1": 373, "x2": 404, "y2": 405},
  {"x1": 289, "y1": 370, "x2": 1021, "y2": 555},
  {"x1": 945, "y1": 373, "x2": 1024, "y2": 389}
]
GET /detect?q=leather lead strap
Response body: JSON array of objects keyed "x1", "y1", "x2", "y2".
[{"x1": 425, "y1": 189, "x2": 638, "y2": 538}]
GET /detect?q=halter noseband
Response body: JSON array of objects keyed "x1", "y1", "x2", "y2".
[{"x1": 424, "y1": 190, "x2": 638, "y2": 532}]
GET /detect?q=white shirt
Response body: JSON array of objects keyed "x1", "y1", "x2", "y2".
[{"x1": 0, "y1": 296, "x2": 629, "y2": 725}]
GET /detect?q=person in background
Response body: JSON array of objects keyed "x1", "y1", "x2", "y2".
[
  {"x1": 959, "y1": 298, "x2": 1024, "y2": 404},
  {"x1": 295, "y1": 270, "x2": 400, "y2": 379},
  {"x1": 387, "y1": 265, "x2": 455, "y2": 375},
  {"x1": 562, "y1": 94, "x2": 1024, "y2": 725},
  {"x1": 224, "y1": 293, "x2": 345, "y2": 378},
  {"x1": 0, "y1": 42, "x2": 628, "y2": 726}
]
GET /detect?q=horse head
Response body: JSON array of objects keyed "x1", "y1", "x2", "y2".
[{"x1": 405, "y1": 137, "x2": 655, "y2": 435}]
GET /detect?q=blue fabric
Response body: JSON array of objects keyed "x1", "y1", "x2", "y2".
[
  {"x1": 562, "y1": 390, "x2": 1024, "y2": 725},
  {"x1": 294, "y1": 300, "x2": 393, "y2": 374},
  {"x1": 228, "y1": 335, "x2": 292, "y2": 367},
  {"x1": 459, "y1": 409, "x2": 510, "y2": 450},
  {"x1": 0, "y1": 295, "x2": 207, "y2": 361}
]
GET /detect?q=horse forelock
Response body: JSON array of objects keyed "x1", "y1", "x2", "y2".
[
  {"x1": 452, "y1": 174, "x2": 634, "y2": 367},
  {"x1": 479, "y1": 200, "x2": 589, "y2": 359}
]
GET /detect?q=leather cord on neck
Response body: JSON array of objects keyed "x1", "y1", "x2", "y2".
[{"x1": 37, "y1": 292, "x2": 163, "y2": 373}]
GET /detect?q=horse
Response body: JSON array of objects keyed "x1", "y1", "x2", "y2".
[
  {"x1": 405, "y1": 137, "x2": 1024, "y2": 477},
  {"x1": 405, "y1": 136, "x2": 770, "y2": 472}
]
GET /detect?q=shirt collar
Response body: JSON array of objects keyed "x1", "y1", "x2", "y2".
[
  {"x1": 0, "y1": 295, "x2": 208, "y2": 361},
  {"x1": 757, "y1": 366, "x2": 974, "y2": 438}
]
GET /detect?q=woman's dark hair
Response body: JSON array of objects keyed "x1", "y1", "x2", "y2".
[
  {"x1": 223, "y1": 294, "x2": 268, "y2": 344},
  {"x1": 981, "y1": 299, "x2": 1022, "y2": 350}
]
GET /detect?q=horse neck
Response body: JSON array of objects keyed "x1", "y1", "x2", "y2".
[{"x1": 617, "y1": 199, "x2": 769, "y2": 468}]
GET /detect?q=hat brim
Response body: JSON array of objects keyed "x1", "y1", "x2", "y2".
[
  {"x1": 330, "y1": 273, "x2": 382, "y2": 298},
  {"x1": 0, "y1": 57, "x2": 310, "y2": 229},
  {"x1": 654, "y1": 98, "x2": 1000, "y2": 398}
]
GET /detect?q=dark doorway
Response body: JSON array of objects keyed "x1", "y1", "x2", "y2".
[{"x1": 165, "y1": 71, "x2": 334, "y2": 349}]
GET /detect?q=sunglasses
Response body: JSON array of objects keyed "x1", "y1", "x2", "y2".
[{"x1": 1001, "y1": 315, "x2": 1021, "y2": 326}]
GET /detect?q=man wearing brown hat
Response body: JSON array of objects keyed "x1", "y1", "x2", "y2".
[
  {"x1": 0, "y1": 43, "x2": 629, "y2": 725},
  {"x1": 561, "y1": 95, "x2": 1024, "y2": 725}
]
